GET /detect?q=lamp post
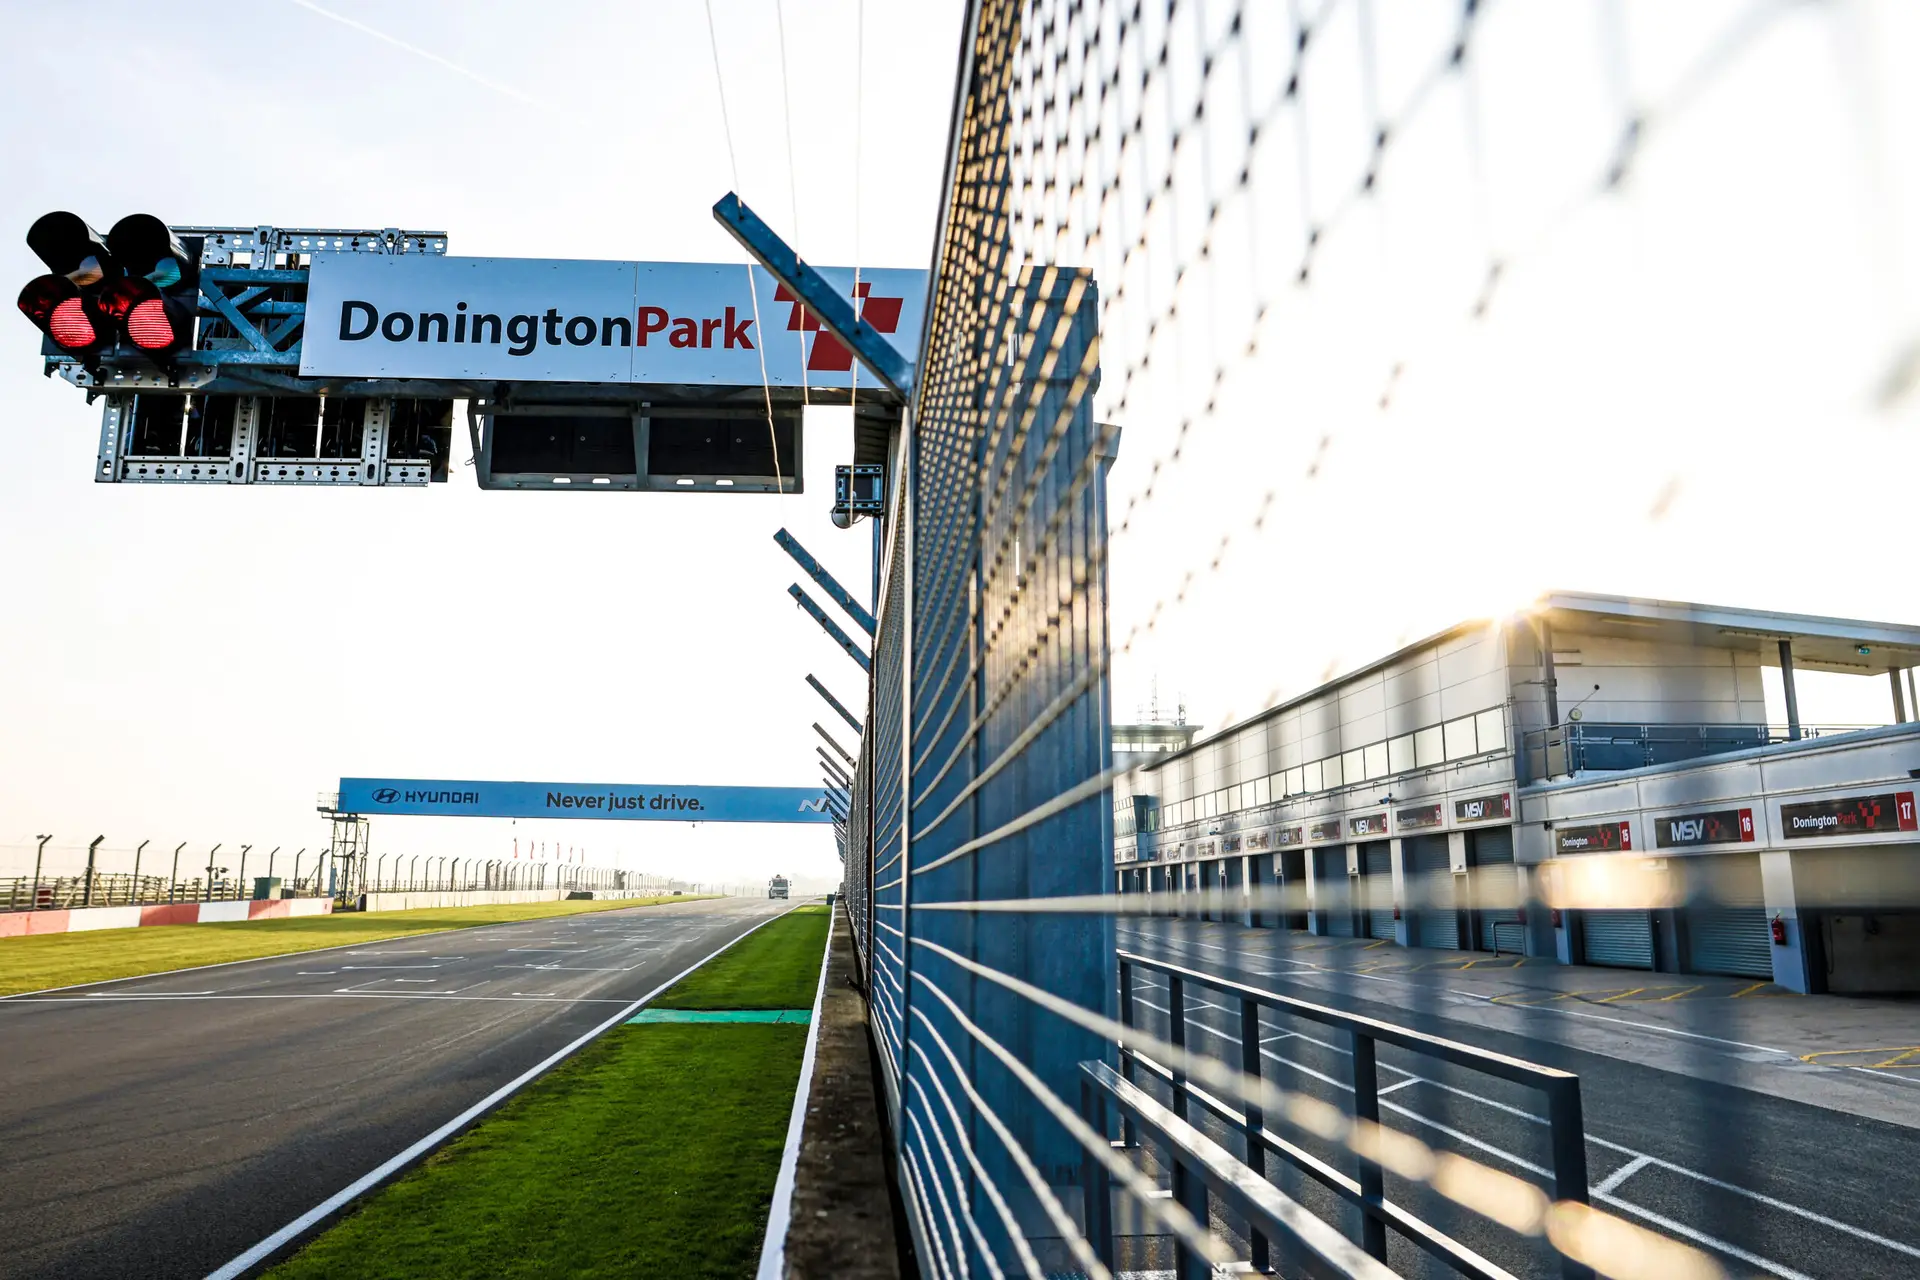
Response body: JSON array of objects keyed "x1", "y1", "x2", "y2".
[
  {"x1": 292, "y1": 849, "x2": 305, "y2": 895},
  {"x1": 171, "y1": 842, "x2": 186, "y2": 903},
  {"x1": 236, "y1": 845, "x2": 252, "y2": 900},
  {"x1": 132, "y1": 839, "x2": 149, "y2": 904},
  {"x1": 410, "y1": 855, "x2": 420, "y2": 890},
  {"x1": 205, "y1": 844, "x2": 222, "y2": 902}
]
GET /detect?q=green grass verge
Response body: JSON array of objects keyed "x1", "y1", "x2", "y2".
[
  {"x1": 653, "y1": 902, "x2": 830, "y2": 1010},
  {"x1": 267, "y1": 1023, "x2": 805, "y2": 1280},
  {"x1": 0, "y1": 896, "x2": 714, "y2": 997},
  {"x1": 267, "y1": 905, "x2": 832, "y2": 1280}
]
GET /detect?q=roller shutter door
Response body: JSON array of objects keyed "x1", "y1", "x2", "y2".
[
  {"x1": 1684, "y1": 855, "x2": 1773, "y2": 979},
  {"x1": 1581, "y1": 910, "x2": 1655, "y2": 969},
  {"x1": 1472, "y1": 827, "x2": 1522, "y2": 952},
  {"x1": 1409, "y1": 836, "x2": 1459, "y2": 949},
  {"x1": 1316, "y1": 849, "x2": 1353, "y2": 937},
  {"x1": 1363, "y1": 843, "x2": 1395, "y2": 939}
]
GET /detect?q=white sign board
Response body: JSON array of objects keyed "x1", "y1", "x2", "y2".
[{"x1": 299, "y1": 254, "x2": 926, "y2": 388}]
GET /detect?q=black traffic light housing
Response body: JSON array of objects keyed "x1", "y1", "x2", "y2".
[{"x1": 17, "y1": 210, "x2": 199, "y2": 362}]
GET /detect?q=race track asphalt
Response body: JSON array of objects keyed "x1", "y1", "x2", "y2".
[{"x1": 0, "y1": 896, "x2": 795, "y2": 1280}]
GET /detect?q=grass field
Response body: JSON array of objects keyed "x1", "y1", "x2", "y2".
[
  {"x1": 0, "y1": 896, "x2": 713, "y2": 997},
  {"x1": 266, "y1": 905, "x2": 830, "y2": 1280},
  {"x1": 655, "y1": 902, "x2": 830, "y2": 1010}
]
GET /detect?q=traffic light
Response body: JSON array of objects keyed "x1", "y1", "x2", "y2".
[
  {"x1": 17, "y1": 211, "x2": 198, "y2": 360},
  {"x1": 18, "y1": 212, "x2": 115, "y2": 355}
]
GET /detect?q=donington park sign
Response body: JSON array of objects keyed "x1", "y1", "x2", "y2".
[{"x1": 300, "y1": 254, "x2": 927, "y2": 388}]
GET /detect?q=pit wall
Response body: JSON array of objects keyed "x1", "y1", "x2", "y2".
[{"x1": 0, "y1": 896, "x2": 333, "y2": 938}]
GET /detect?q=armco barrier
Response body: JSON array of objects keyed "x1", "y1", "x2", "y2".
[{"x1": 0, "y1": 897, "x2": 333, "y2": 938}]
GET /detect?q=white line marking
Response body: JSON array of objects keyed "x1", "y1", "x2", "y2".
[
  {"x1": 755, "y1": 905, "x2": 837, "y2": 1280},
  {"x1": 1594, "y1": 1153, "x2": 1655, "y2": 1196},
  {"x1": 87, "y1": 990, "x2": 215, "y2": 997},
  {"x1": 1597, "y1": 1192, "x2": 1814, "y2": 1280},
  {"x1": 1376, "y1": 1078, "x2": 1421, "y2": 1097},
  {"x1": 294, "y1": 971, "x2": 338, "y2": 976},
  {"x1": 340, "y1": 965, "x2": 440, "y2": 971},
  {"x1": 204, "y1": 902, "x2": 807, "y2": 1280}
]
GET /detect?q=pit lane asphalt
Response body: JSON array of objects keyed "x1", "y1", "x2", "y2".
[
  {"x1": 1121, "y1": 917, "x2": 1920, "y2": 1280},
  {"x1": 0, "y1": 896, "x2": 795, "y2": 1280}
]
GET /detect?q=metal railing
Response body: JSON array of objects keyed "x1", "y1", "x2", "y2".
[
  {"x1": 1115, "y1": 952, "x2": 1590, "y2": 1280},
  {"x1": 1521, "y1": 722, "x2": 1882, "y2": 783}
]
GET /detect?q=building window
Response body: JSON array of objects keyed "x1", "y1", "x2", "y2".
[
  {"x1": 1476, "y1": 707, "x2": 1506, "y2": 755},
  {"x1": 1303, "y1": 760, "x2": 1323, "y2": 792},
  {"x1": 1415, "y1": 724, "x2": 1444, "y2": 768},
  {"x1": 1444, "y1": 716, "x2": 1477, "y2": 760},
  {"x1": 1388, "y1": 734, "x2": 1414, "y2": 775},
  {"x1": 1364, "y1": 741, "x2": 1389, "y2": 780},
  {"x1": 1254, "y1": 775, "x2": 1271, "y2": 807}
]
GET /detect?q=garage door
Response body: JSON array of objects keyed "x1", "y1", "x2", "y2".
[
  {"x1": 1408, "y1": 836, "x2": 1459, "y2": 949},
  {"x1": 1582, "y1": 910, "x2": 1655, "y2": 969},
  {"x1": 1472, "y1": 827, "x2": 1522, "y2": 952},
  {"x1": 1363, "y1": 843, "x2": 1395, "y2": 939},
  {"x1": 1316, "y1": 848, "x2": 1353, "y2": 937},
  {"x1": 1684, "y1": 855, "x2": 1773, "y2": 979}
]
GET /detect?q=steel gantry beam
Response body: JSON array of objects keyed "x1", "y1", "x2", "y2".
[
  {"x1": 791, "y1": 584, "x2": 870, "y2": 671},
  {"x1": 807, "y1": 673, "x2": 864, "y2": 735},
  {"x1": 776, "y1": 529, "x2": 876, "y2": 635},
  {"x1": 712, "y1": 194, "x2": 915, "y2": 397}
]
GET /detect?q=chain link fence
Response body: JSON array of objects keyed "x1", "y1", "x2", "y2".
[{"x1": 838, "y1": 0, "x2": 1916, "y2": 1276}]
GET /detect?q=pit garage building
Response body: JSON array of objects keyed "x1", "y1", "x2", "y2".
[{"x1": 1113, "y1": 592, "x2": 1920, "y2": 995}]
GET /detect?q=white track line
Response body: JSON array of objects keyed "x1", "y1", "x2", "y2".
[
  {"x1": 755, "y1": 905, "x2": 837, "y2": 1280},
  {"x1": 204, "y1": 902, "x2": 805, "y2": 1280}
]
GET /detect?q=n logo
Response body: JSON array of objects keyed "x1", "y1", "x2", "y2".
[
  {"x1": 772, "y1": 282, "x2": 903, "y2": 372},
  {"x1": 797, "y1": 797, "x2": 832, "y2": 813}
]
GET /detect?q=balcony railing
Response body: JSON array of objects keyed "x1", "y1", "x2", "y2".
[{"x1": 1522, "y1": 721, "x2": 1883, "y2": 783}]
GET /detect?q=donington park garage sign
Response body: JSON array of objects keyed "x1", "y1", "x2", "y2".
[{"x1": 299, "y1": 254, "x2": 927, "y2": 388}]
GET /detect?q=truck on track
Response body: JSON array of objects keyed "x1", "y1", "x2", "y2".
[{"x1": 768, "y1": 875, "x2": 790, "y2": 899}]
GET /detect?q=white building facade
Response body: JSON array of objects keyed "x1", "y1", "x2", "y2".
[{"x1": 1114, "y1": 592, "x2": 1920, "y2": 995}]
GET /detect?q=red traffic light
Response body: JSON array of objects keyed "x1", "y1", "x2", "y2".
[
  {"x1": 17, "y1": 274, "x2": 102, "y2": 352},
  {"x1": 100, "y1": 277, "x2": 190, "y2": 352}
]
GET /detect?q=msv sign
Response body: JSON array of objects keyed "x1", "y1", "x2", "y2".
[
  {"x1": 339, "y1": 778, "x2": 842, "y2": 824},
  {"x1": 300, "y1": 254, "x2": 926, "y2": 387}
]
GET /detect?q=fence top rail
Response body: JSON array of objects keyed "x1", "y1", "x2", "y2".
[
  {"x1": 1082, "y1": 1059, "x2": 1401, "y2": 1280},
  {"x1": 1117, "y1": 949, "x2": 1577, "y2": 1091}
]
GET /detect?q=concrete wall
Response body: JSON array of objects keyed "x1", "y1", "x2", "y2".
[{"x1": 0, "y1": 896, "x2": 333, "y2": 937}]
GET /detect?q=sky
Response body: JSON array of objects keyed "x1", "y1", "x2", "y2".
[
  {"x1": 2, "y1": 2, "x2": 1917, "y2": 888},
  {"x1": 0, "y1": 0, "x2": 963, "y2": 887}
]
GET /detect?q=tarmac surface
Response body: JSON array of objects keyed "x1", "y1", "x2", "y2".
[
  {"x1": 1121, "y1": 915, "x2": 1920, "y2": 1280},
  {"x1": 0, "y1": 896, "x2": 793, "y2": 1280}
]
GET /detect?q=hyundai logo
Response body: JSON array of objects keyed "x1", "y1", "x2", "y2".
[{"x1": 372, "y1": 787, "x2": 399, "y2": 805}]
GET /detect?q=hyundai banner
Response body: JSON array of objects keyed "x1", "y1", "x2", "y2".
[
  {"x1": 300, "y1": 254, "x2": 926, "y2": 387},
  {"x1": 339, "y1": 777, "x2": 841, "y2": 823}
]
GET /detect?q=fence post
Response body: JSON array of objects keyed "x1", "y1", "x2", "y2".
[
  {"x1": 1118, "y1": 958, "x2": 1137, "y2": 1148},
  {"x1": 206, "y1": 844, "x2": 221, "y2": 903},
  {"x1": 237, "y1": 846, "x2": 251, "y2": 900},
  {"x1": 171, "y1": 843, "x2": 185, "y2": 903},
  {"x1": 1547, "y1": 1078, "x2": 1595, "y2": 1280},
  {"x1": 1080, "y1": 1077, "x2": 1115, "y2": 1270},
  {"x1": 1241, "y1": 994, "x2": 1270, "y2": 1274},
  {"x1": 133, "y1": 840, "x2": 148, "y2": 904},
  {"x1": 31, "y1": 834, "x2": 51, "y2": 910},
  {"x1": 82, "y1": 835, "x2": 104, "y2": 908},
  {"x1": 1349, "y1": 1031, "x2": 1388, "y2": 1261}
]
